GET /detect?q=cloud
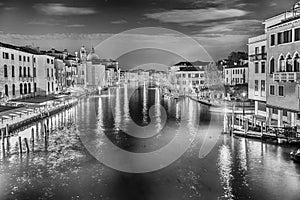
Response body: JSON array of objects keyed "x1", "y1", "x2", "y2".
[
  {"x1": 66, "y1": 24, "x2": 86, "y2": 28},
  {"x1": 27, "y1": 19, "x2": 64, "y2": 26},
  {"x1": 4, "y1": 7, "x2": 17, "y2": 11},
  {"x1": 111, "y1": 19, "x2": 127, "y2": 24},
  {"x1": 201, "y1": 20, "x2": 263, "y2": 35},
  {"x1": 144, "y1": 8, "x2": 249, "y2": 25},
  {"x1": 33, "y1": 3, "x2": 97, "y2": 16}
]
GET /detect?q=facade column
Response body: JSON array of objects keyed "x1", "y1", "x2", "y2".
[
  {"x1": 266, "y1": 107, "x2": 272, "y2": 127},
  {"x1": 278, "y1": 109, "x2": 283, "y2": 128},
  {"x1": 291, "y1": 112, "x2": 297, "y2": 127},
  {"x1": 254, "y1": 101, "x2": 258, "y2": 116}
]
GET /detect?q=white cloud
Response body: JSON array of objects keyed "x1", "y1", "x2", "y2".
[
  {"x1": 33, "y1": 3, "x2": 97, "y2": 16},
  {"x1": 201, "y1": 20, "x2": 262, "y2": 34},
  {"x1": 144, "y1": 8, "x2": 249, "y2": 25},
  {"x1": 4, "y1": 7, "x2": 17, "y2": 11},
  {"x1": 111, "y1": 20, "x2": 128, "y2": 24},
  {"x1": 66, "y1": 24, "x2": 86, "y2": 28}
]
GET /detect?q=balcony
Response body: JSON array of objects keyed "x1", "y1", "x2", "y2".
[
  {"x1": 249, "y1": 53, "x2": 267, "y2": 61},
  {"x1": 19, "y1": 77, "x2": 35, "y2": 82},
  {"x1": 272, "y1": 72, "x2": 300, "y2": 82}
]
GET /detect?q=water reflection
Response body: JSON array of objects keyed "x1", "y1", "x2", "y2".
[{"x1": 0, "y1": 84, "x2": 300, "y2": 200}]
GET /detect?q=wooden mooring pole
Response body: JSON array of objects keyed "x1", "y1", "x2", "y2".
[
  {"x1": 31, "y1": 128, "x2": 34, "y2": 152},
  {"x1": 24, "y1": 138, "x2": 30, "y2": 154},
  {"x1": 18, "y1": 136, "x2": 22, "y2": 154}
]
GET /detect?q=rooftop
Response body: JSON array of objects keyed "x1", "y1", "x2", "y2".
[{"x1": 0, "y1": 42, "x2": 42, "y2": 55}]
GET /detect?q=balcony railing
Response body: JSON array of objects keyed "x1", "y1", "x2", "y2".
[
  {"x1": 272, "y1": 72, "x2": 300, "y2": 82},
  {"x1": 19, "y1": 77, "x2": 35, "y2": 82},
  {"x1": 249, "y1": 53, "x2": 267, "y2": 61}
]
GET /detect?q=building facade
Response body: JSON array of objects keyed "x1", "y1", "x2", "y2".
[
  {"x1": 175, "y1": 66, "x2": 207, "y2": 95},
  {"x1": 223, "y1": 61, "x2": 249, "y2": 86},
  {"x1": 248, "y1": 34, "x2": 267, "y2": 118},
  {"x1": 0, "y1": 43, "x2": 39, "y2": 100},
  {"x1": 35, "y1": 54, "x2": 57, "y2": 96},
  {"x1": 263, "y1": 3, "x2": 300, "y2": 127}
]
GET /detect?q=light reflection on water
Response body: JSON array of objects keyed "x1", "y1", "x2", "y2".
[{"x1": 0, "y1": 84, "x2": 299, "y2": 200}]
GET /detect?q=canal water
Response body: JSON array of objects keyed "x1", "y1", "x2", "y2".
[{"x1": 0, "y1": 84, "x2": 300, "y2": 200}]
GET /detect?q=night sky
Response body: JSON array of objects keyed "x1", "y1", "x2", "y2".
[{"x1": 0, "y1": 0, "x2": 297, "y2": 68}]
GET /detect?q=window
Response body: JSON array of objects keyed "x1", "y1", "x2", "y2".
[
  {"x1": 4, "y1": 85, "x2": 8, "y2": 97},
  {"x1": 51, "y1": 69, "x2": 53, "y2": 77},
  {"x1": 270, "y1": 58, "x2": 275, "y2": 74},
  {"x1": 19, "y1": 66, "x2": 22, "y2": 77},
  {"x1": 47, "y1": 69, "x2": 49, "y2": 77},
  {"x1": 295, "y1": 28, "x2": 300, "y2": 41},
  {"x1": 255, "y1": 62, "x2": 259, "y2": 73},
  {"x1": 24, "y1": 84, "x2": 27, "y2": 94},
  {"x1": 23, "y1": 67, "x2": 26, "y2": 77},
  {"x1": 255, "y1": 80, "x2": 259, "y2": 91},
  {"x1": 261, "y1": 62, "x2": 266, "y2": 73},
  {"x1": 286, "y1": 55, "x2": 293, "y2": 72},
  {"x1": 278, "y1": 85, "x2": 284, "y2": 96},
  {"x1": 195, "y1": 73, "x2": 199, "y2": 78},
  {"x1": 255, "y1": 47, "x2": 259, "y2": 55},
  {"x1": 278, "y1": 32, "x2": 283, "y2": 44},
  {"x1": 33, "y1": 68, "x2": 36, "y2": 77},
  {"x1": 261, "y1": 80, "x2": 265, "y2": 92},
  {"x1": 279, "y1": 56, "x2": 285, "y2": 72},
  {"x1": 28, "y1": 67, "x2": 30, "y2": 77},
  {"x1": 294, "y1": 55, "x2": 300, "y2": 72},
  {"x1": 23, "y1": 56, "x2": 26, "y2": 62},
  {"x1": 47, "y1": 58, "x2": 50, "y2": 64},
  {"x1": 12, "y1": 84, "x2": 15, "y2": 96},
  {"x1": 12, "y1": 66, "x2": 15, "y2": 77},
  {"x1": 28, "y1": 83, "x2": 31, "y2": 93},
  {"x1": 33, "y1": 57, "x2": 36, "y2": 63},
  {"x1": 27, "y1": 57, "x2": 30, "y2": 62},
  {"x1": 261, "y1": 46, "x2": 266, "y2": 54},
  {"x1": 283, "y1": 30, "x2": 292, "y2": 43},
  {"x1": 4, "y1": 65, "x2": 8, "y2": 77},
  {"x1": 188, "y1": 74, "x2": 191, "y2": 78},
  {"x1": 270, "y1": 85, "x2": 275, "y2": 95},
  {"x1": 271, "y1": 34, "x2": 275, "y2": 46},
  {"x1": 34, "y1": 83, "x2": 37, "y2": 92},
  {"x1": 19, "y1": 83, "x2": 23, "y2": 95},
  {"x1": 233, "y1": 70, "x2": 235, "y2": 74},
  {"x1": 51, "y1": 59, "x2": 54, "y2": 64},
  {"x1": 11, "y1": 54, "x2": 14, "y2": 60},
  {"x1": 3, "y1": 52, "x2": 9, "y2": 59},
  {"x1": 19, "y1": 55, "x2": 22, "y2": 61}
]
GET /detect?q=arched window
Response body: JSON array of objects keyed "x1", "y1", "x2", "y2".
[
  {"x1": 24, "y1": 83, "x2": 27, "y2": 94},
  {"x1": 19, "y1": 66, "x2": 22, "y2": 77},
  {"x1": 23, "y1": 67, "x2": 26, "y2": 77},
  {"x1": 28, "y1": 83, "x2": 31, "y2": 93},
  {"x1": 19, "y1": 83, "x2": 23, "y2": 95},
  {"x1": 4, "y1": 85, "x2": 8, "y2": 97},
  {"x1": 270, "y1": 58, "x2": 275, "y2": 74},
  {"x1": 12, "y1": 84, "x2": 15, "y2": 96},
  {"x1": 279, "y1": 55, "x2": 285, "y2": 72},
  {"x1": 294, "y1": 53, "x2": 300, "y2": 72},
  {"x1": 4, "y1": 65, "x2": 8, "y2": 77},
  {"x1": 12, "y1": 66, "x2": 15, "y2": 77},
  {"x1": 286, "y1": 55, "x2": 293, "y2": 72}
]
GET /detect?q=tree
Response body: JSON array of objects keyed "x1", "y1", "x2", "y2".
[{"x1": 227, "y1": 52, "x2": 248, "y2": 67}]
